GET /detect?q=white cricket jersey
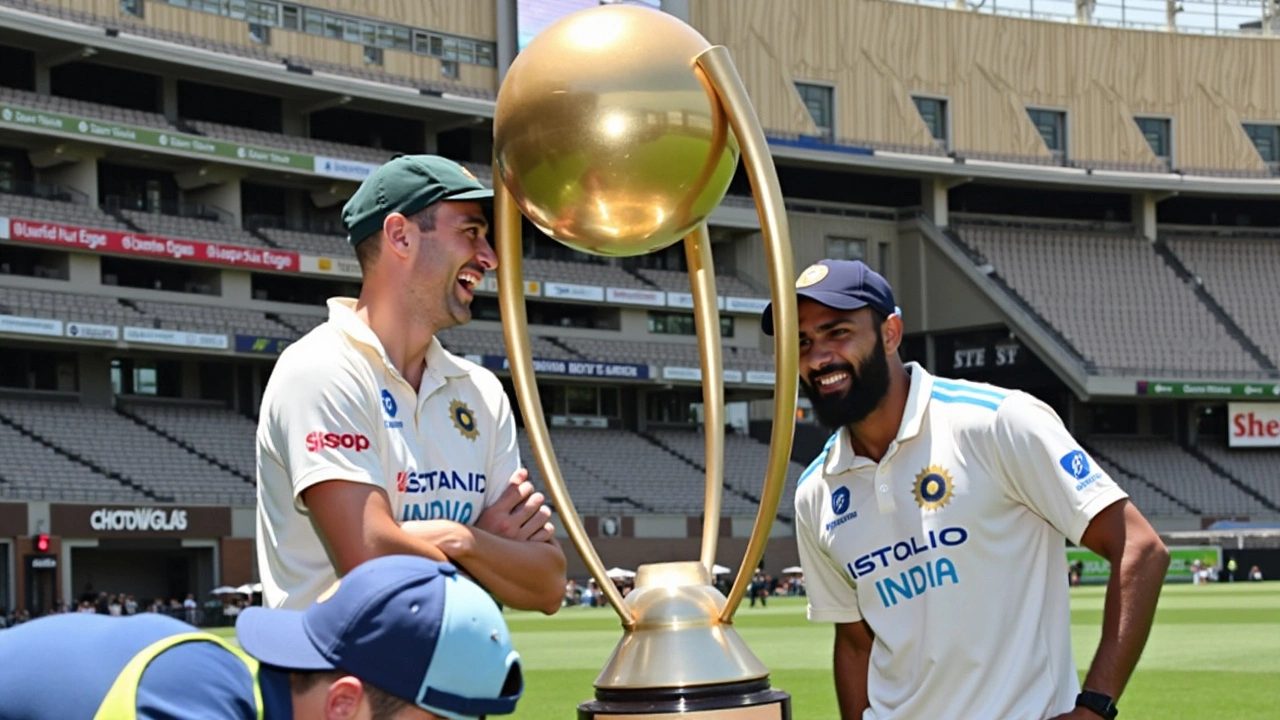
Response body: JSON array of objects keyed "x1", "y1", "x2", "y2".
[
  {"x1": 256, "y1": 298, "x2": 519, "y2": 609},
  {"x1": 795, "y1": 363, "x2": 1128, "y2": 720}
]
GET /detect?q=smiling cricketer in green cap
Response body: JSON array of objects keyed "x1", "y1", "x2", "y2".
[
  {"x1": 342, "y1": 155, "x2": 493, "y2": 247},
  {"x1": 251, "y1": 152, "x2": 568, "y2": 619}
]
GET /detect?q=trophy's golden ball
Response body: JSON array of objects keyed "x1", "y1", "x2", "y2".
[{"x1": 494, "y1": 4, "x2": 740, "y2": 257}]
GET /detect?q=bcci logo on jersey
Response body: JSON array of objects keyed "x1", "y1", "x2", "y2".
[
  {"x1": 450, "y1": 399, "x2": 479, "y2": 441},
  {"x1": 914, "y1": 465, "x2": 956, "y2": 511},
  {"x1": 1059, "y1": 449, "x2": 1102, "y2": 491}
]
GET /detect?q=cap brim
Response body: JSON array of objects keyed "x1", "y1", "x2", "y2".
[
  {"x1": 760, "y1": 290, "x2": 870, "y2": 336},
  {"x1": 235, "y1": 607, "x2": 335, "y2": 671},
  {"x1": 445, "y1": 188, "x2": 494, "y2": 201}
]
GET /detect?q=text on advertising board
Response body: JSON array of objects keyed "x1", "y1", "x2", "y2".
[
  {"x1": 481, "y1": 355, "x2": 650, "y2": 379},
  {"x1": 91, "y1": 507, "x2": 189, "y2": 532},
  {"x1": 1228, "y1": 402, "x2": 1280, "y2": 448},
  {"x1": 1, "y1": 217, "x2": 299, "y2": 272}
]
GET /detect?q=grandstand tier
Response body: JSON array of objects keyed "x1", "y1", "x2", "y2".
[{"x1": 951, "y1": 221, "x2": 1271, "y2": 377}]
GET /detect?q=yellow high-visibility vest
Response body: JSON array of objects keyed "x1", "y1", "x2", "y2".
[{"x1": 92, "y1": 631, "x2": 264, "y2": 720}]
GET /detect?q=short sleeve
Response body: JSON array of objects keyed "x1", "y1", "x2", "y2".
[
  {"x1": 795, "y1": 500, "x2": 863, "y2": 624},
  {"x1": 992, "y1": 393, "x2": 1129, "y2": 545},
  {"x1": 483, "y1": 386, "x2": 521, "y2": 511},
  {"x1": 136, "y1": 642, "x2": 258, "y2": 720},
  {"x1": 262, "y1": 354, "x2": 384, "y2": 508}
]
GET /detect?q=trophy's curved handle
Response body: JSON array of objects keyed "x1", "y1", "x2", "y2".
[
  {"x1": 693, "y1": 46, "x2": 800, "y2": 625},
  {"x1": 494, "y1": 174, "x2": 635, "y2": 628},
  {"x1": 684, "y1": 223, "x2": 725, "y2": 575}
]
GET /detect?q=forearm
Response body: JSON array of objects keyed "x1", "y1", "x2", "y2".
[
  {"x1": 833, "y1": 639, "x2": 870, "y2": 719},
  {"x1": 1081, "y1": 534, "x2": 1170, "y2": 698},
  {"x1": 404, "y1": 520, "x2": 567, "y2": 614},
  {"x1": 339, "y1": 519, "x2": 450, "y2": 572}
]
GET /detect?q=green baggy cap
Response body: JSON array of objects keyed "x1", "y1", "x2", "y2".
[{"x1": 342, "y1": 155, "x2": 493, "y2": 247}]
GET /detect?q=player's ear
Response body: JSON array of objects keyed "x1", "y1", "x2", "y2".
[
  {"x1": 383, "y1": 213, "x2": 412, "y2": 259},
  {"x1": 324, "y1": 675, "x2": 365, "y2": 719},
  {"x1": 881, "y1": 312, "x2": 903, "y2": 356}
]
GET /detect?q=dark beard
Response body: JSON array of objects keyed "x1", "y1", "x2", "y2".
[{"x1": 800, "y1": 327, "x2": 891, "y2": 430}]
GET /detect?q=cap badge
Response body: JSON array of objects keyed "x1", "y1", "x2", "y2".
[{"x1": 796, "y1": 263, "x2": 829, "y2": 288}]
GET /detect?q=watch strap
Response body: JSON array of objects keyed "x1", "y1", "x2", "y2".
[{"x1": 1076, "y1": 690, "x2": 1118, "y2": 720}]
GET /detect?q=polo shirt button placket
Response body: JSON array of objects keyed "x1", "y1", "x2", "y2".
[{"x1": 875, "y1": 466, "x2": 896, "y2": 514}]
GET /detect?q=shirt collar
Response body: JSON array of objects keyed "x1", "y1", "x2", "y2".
[
  {"x1": 823, "y1": 361, "x2": 934, "y2": 475},
  {"x1": 326, "y1": 297, "x2": 469, "y2": 379}
]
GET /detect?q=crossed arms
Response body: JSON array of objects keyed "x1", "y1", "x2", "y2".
[{"x1": 302, "y1": 469, "x2": 567, "y2": 615}]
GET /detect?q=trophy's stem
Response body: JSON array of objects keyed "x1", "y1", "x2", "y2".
[
  {"x1": 683, "y1": 223, "x2": 726, "y2": 576},
  {"x1": 493, "y1": 169, "x2": 635, "y2": 628},
  {"x1": 694, "y1": 45, "x2": 800, "y2": 625}
]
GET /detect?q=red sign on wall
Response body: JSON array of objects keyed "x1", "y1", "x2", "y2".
[{"x1": 1, "y1": 217, "x2": 300, "y2": 272}]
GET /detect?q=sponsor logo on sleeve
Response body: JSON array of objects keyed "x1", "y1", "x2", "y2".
[
  {"x1": 305, "y1": 431, "x2": 371, "y2": 453},
  {"x1": 825, "y1": 486, "x2": 858, "y2": 531},
  {"x1": 1059, "y1": 449, "x2": 1102, "y2": 491},
  {"x1": 381, "y1": 389, "x2": 403, "y2": 428}
]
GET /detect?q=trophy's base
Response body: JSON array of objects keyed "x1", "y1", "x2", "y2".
[{"x1": 577, "y1": 678, "x2": 791, "y2": 719}]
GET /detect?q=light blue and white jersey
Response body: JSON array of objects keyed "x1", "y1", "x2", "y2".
[{"x1": 794, "y1": 362, "x2": 1128, "y2": 720}]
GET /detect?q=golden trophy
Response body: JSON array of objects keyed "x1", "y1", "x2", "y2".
[{"x1": 492, "y1": 4, "x2": 799, "y2": 718}]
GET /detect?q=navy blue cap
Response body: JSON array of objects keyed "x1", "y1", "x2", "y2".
[
  {"x1": 761, "y1": 259, "x2": 898, "y2": 336},
  {"x1": 235, "y1": 556, "x2": 522, "y2": 719}
]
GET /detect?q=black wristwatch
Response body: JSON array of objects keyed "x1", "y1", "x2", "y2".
[{"x1": 1076, "y1": 690, "x2": 1118, "y2": 720}]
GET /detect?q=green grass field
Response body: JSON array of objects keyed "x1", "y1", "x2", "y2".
[
  {"x1": 212, "y1": 582, "x2": 1278, "y2": 718},
  {"x1": 501, "y1": 582, "x2": 1279, "y2": 719}
]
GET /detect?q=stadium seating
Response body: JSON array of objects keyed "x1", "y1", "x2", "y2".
[
  {"x1": 648, "y1": 429, "x2": 806, "y2": 520},
  {"x1": 0, "y1": 85, "x2": 487, "y2": 197},
  {"x1": 436, "y1": 326, "x2": 579, "y2": 361},
  {"x1": 1088, "y1": 437, "x2": 1261, "y2": 516},
  {"x1": 0, "y1": 286, "x2": 150, "y2": 327},
  {"x1": 0, "y1": 191, "x2": 129, "y2": 230},
  {"x1": 0, "y1": 398, "x2": 254, "y2": 506},
  {"x1": 186, "y1": 120, "x2": 396, "y2": 166},
  {"x1": 128, "y1": 299, "x2": 295, "y2": 338},
  {"x1": 272, "y1": 311, "x2": 327, "y2": 336},
  {"x1": 558, "y1": 335, "x2": 774, "y2": 373},
  {"x1": 517, "y1": 427, "x2": 763, "y2": 516},
  {"x1": 1163, "y1": 233, "x2": 1280, "y2": 367},
  {"x1": 954, "y1": 222, "x2": 1266, "y2": 376},
  {"x1": 1079, "y1": 444, "x2": 1192, "y2": 518},
  {"x1": 516, "y1": 430, "x2": 645, "y2": 516},
  {"x1": 119, "y1": 401, "x2": 258, "y2": 480},
  {"x1": 522, "y1": 258, "x2": 654, "y2": 290},
  {"x1": 119, "y1": 209, "x2": 268, "y2": 248},
  {"x1": 257, "y1": 228, "x2": 351, "y2": 257},
  {"x1": 0, "y1": 414, "x2": 153, "y2": 503},
  {"x1": 634, "y1": 267, "x2": 766, "y2": 299},
  {"x1": 0, "y1": 0, "x2": 495, "y2": 100},
  {"x1": 1195, "y1": 438, "x2": 1280, "y2": 509},
  {"x1": 0, "y1": 86, "x2": 170, "y2": 130}
]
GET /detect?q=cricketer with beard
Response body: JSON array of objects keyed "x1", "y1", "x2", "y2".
[{"x1": 762, "y1": 260, "x2": 1169, "y2": 720}]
